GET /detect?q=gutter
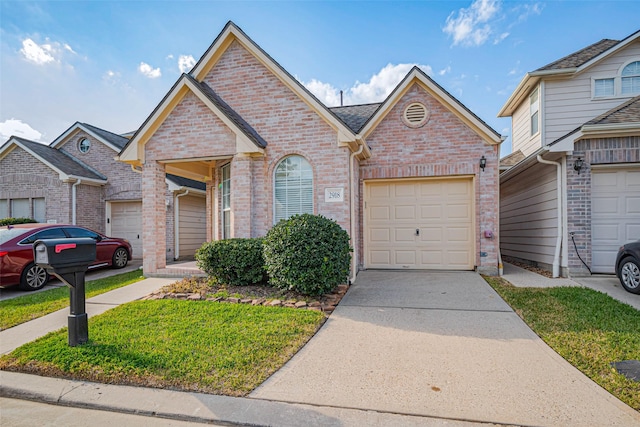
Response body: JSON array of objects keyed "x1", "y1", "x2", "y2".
[
  {"x1": 536, "y1": 154, "x2": 563, "y2": 278},
  {"x1": 71, "y1": 179, "x2": 82, "y2": 225},
  {"x1": 349, "y1": 143, "x2": 365, "y2": 284}
]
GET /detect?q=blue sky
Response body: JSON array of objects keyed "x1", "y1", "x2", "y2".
[{"x1": 1, "y1": 1, "x2": 639, "y2": 157}]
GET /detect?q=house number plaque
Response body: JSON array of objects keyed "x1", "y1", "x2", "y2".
[{"x1": 325, "y1": 187, "x2": 344, "y2": 203}]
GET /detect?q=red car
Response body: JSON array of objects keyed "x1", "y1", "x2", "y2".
[{"x1": 0, "y1": 223, "x2": 132, "y2": 291}]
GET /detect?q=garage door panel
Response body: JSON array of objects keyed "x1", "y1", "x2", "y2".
[
  {"x1": 110, "y1": 201, "x2": 142, "y2": 259},
  {"x1": 395, "y1": 205, "x2": 416, "y2": 219},
  {"x1": 591, "y1": 167, "x2": 640, "y2": 273},
  {"x1": 365, "y1": 178, "x2": 474, "y2": 270},
  {"x1": 370, "y1": 228, "x2": 390, "y2": 242}
]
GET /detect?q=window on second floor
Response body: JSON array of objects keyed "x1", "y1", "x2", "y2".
[
  {"x1": 622, "y1": 61, "x2": 640, "y2": 95},
  {"x1": 593, "y1": 60, "x2": 640, "y2": 98},
  {"x1": 530, "y1": 88, "x2": 539, "y2": 136}
]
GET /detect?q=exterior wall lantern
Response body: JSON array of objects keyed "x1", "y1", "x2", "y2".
[
  {"x1": 573, "y1": 157, "x2": 584, "y2": 175},
  {"x1": 479, "y1": 155, "x2": 487, "y2": 172}
]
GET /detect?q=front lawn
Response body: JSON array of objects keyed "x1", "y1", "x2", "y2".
[
  {"x1": 0, "y1": 299, "x2": 325, "y2": 396},
  {"x1": 485, "y1": 276, "x2": 640, "y2": 410},
  {"x1": 0, "y1": 270, "x2": 144, "y2": 330}
]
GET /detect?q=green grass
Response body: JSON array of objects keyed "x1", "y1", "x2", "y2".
[
  {"x1": 485, "y1": 276, "x2": 640, "y2": 410},
  {"x1": 0, "y1": 270, "x2": 144, "y2": 330},
  {"x1": 0, "y1": 299, "x2": 325, "y2": 396}
]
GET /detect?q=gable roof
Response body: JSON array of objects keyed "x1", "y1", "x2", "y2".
[
  {"x1": 120, "y1": 21, "x2": 368, "y2": 166},
  {"x1": 499, "y1": 149, "x2": 526, "y2": 170},
  {"x1": 51, "y1": 122, "x2": 129, "y2": 152},
  {"x1": 0, "y1": 136, "x2": 107, "y2": 182},
  {"x1": 359, "y1": 66, "x2": 502, "y2": 144},
  {"x1": 166, "y1": 173, "x2": 206, "y2": 191},
  {"x1": 499, "y1": 29, "x2": 640, "y2": 117}
]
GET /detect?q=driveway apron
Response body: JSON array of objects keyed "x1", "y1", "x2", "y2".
[{"x1": 251, "y1": 271, "x2": 640, "y2": 427}]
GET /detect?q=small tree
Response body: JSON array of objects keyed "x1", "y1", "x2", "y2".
[{"x1": 263, "y1": 214, "x2": 351, "y2": 296}]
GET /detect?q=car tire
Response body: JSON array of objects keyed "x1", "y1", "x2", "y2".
[
  {"x1": 112, "y1": 247, "x2": 129, "y2": 269},
  {"x1": 18, "y1": 263, "x2": 49, "y2": 291},
  {"x1": 618, "y1": 257, "x2": 640, "y2": 294}
]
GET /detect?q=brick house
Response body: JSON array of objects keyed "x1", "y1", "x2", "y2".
[
  {"x1": 0, "y1": 122, "x2": 207, "y2": 260},
  {"x1": 118, "y1": 21, "x2": 503, "y2": 279},
  {"x1": 498, "y1": 30, "x2": 640, "y2": 276}
]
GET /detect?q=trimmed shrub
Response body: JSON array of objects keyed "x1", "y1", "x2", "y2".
[
  {"x1": 0, "y1": 217, "x2": 38, "y2": 226},
  {"x1": 263, "y1": 214, "x2": 351, "y2": 296},
  {"x1": 195, "y1": 238, "x2": 267, "y2": 286}
]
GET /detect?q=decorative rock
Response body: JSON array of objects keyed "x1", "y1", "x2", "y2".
[
  {"x1": 175, "y1": 293, "x2": 188, "y2": 298},
  {"x1": 240, "y1": 298, "x2": 253, "y2": 304},
  {"x1": 308, "y1": 301, "x2": 321, "y2": 307},
  {"x1": 252, "y1": 298, "x2": 265, "y2": 306},
  {"x1": 207, "y1": 297, "x2": 223, "y2": 302},
  {"x1": 308, "y1": 307, "x2": 322, "y2": 312},
  {"x1": 228, "y1": 297, "x2": 240, "y2": 303},
  {"x1": 187, "y1": 294, "x2": 202, "y2": 301},
  {"x1": 337, "y1": 284, "x2": 349, "y2": 294},
  {"x1": 294, "y1": 301, "x2": 307, "y2": 308},
  {"x1": 269, "y1": 299, "x2": 282, "y2": 306}
]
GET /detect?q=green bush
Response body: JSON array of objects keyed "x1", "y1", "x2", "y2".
[
  {"x1": 0, "y1": 217, "x2": 38, "y2": 226},
  {"x1": 195, "y1": 238, "x2": 267, "y2": 286},
  {"x1": 263, "y1": 214, "x2": 351, "y2": 296}
]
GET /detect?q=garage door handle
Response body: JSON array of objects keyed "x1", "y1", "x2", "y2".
[
  {"x1": 137, "y1": 235, "x2": 140, "y2": 239},
  {"x1": 416, "y1": 229, "x2": 420, "y2": 236}
]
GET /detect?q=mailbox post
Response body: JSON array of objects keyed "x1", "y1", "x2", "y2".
[{"x1": 33, "y1": 238, "x2": 96, "y2": 346}]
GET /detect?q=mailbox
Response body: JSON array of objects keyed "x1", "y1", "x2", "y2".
[
  {"x1": 34, "y1": 238, "x2": 96, "y2": 273},
  {"x1": 33, "y1": 238, "x2": 96, "y2": 347}
]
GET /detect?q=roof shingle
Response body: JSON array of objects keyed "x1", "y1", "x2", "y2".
[
  {"x1": 536, "y1": 39, "x2": 620, "y2": 71},
  {"x1": 585, "y1": 95, "x2": 640, "y2": 125},
  {"x1": 329, "y1": 103, "x2": 381, "y2": 133}
]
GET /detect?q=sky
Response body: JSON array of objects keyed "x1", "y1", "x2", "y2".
[{"x1": 1, "y1": 1, "x2": 639, "y2": 157}]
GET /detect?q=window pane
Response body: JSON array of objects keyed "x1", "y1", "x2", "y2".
[
  {"x1": 33, "y1": 198, "x2": 45, "y2": 222},
  {"x1": 11, "y1": 199, "x2": 29, "y2": 218},
  {"x1": 274, "y1": 156, "x2": 313, "y2": 223},
  {"x1": 531, "y1": 111, "x2": 539, "y2": 135},
  {"x1": 64, "y1": 227, "x2": 99, "y2": 239},
  {"x1": 594, "y1": 78, "x2": 614, "y2": 97},
  {"x1": 621, "y1": 61, "x2": 640, "y2": 77},
  {"x1": 530, "y1": 89, "x2": 539, "y2": 136},
  {"x1": 21, "y1": 227, "x2": 67, "y2": 244},
  {"x1": 622, "y1": 76, "x2": 640, "y2": 94},
  {"x1": 0, "y1": 200, "x2": 7, "y2": 219}
]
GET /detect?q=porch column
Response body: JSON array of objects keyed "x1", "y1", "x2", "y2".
[
  {"x1": 142, "y1": 161, "x2": 167, "y2": 273},
  {"x1": 231, "y1": 154, "x2": 252, "y2": 238}
]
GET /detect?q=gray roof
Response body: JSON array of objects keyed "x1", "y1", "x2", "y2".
[
  {"x1": 329, "y1": 103, "x2": 381, "y2": 133},
  {"x1": 499, "y1": 150, "x2": 525, "y2": 167},
  {"x1": 11, "y1": 137, "x2": 107, "y2": 181},
  {"x1": 536, "y1": 39, "x2": 620, "y2": 72},
  {"x1": 188, "y1": 75, "x2": 268, "y2": 149},
  {"x1": 586, "y1": 95, "x2": 640, "y2": 125},
  {"x1": 166, "y1": 173, "x2": 206, "y2": 191},
  {"x1": 80, "y1": 123, "x2": 130, "y2": 150}
]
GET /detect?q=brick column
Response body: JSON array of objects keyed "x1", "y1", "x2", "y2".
[
  {"x1": 142, "y1": 161, "x2": 167, "y2": 273},
  {"x1": 231, "y1": 154, "x2": 252, "y2": 238}
]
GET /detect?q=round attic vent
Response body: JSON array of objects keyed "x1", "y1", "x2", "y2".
[{"x1": 403, "y1": 102, "x2": 429, "y2": 128}]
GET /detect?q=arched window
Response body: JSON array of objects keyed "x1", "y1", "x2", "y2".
[
  {"x1": 621, "y1": 61, "x2": 640, "y2": 95},
  {"x1": 274, "y1": 155, "x2": 313, "y2": 223}
]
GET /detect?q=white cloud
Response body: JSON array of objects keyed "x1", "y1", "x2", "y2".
[
  {"x1": 302, "y1": 63, "x2": 432, "y2": 106},
  {"x1": 439, "y1": 66, "x2": 452, "y2": 76},
  {"x1": 0, "y1": 119, "x2": 44, "y2": 142},
  {"x1": 494, "y1": 32, "x2": 510, "y2": 44},
  {"x1": 178, "y1": 55, "x2": 196, "y2": 73},
  {"x1": 138, "y1": 62, "x2": 161, "y2": 78},
  {"x1": 20, "y1": 38, "x2": 56, "y2": 65},
  {"x1": 443, "y1": 0, "x2": 501, "y2": 47}
]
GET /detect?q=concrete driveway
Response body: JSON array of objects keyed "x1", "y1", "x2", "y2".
[{"x1": 251, "y1": 270, "x2": 640, "y2": 427}]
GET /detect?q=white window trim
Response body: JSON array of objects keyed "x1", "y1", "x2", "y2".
[
  {"x1": 590, "y1": 58, "x2": 640, "y2": 100},
  {"x1": 272, "y1": 155, "x2": 314, "y2": 224},
  {"x1": 529, "y1": 88, "x2": 540, "y2": 137}
]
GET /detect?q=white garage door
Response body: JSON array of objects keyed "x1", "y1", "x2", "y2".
[
  {"x1": 177, "y1": 195, "x2": 206, "y2": 259},
  {"x1": 110, "y1": 201, "x2": 142, "y2": 259},
  {"x1": 365, "y1": 178, "x2": 474, "y2": 270},
  {"x1": 591, "y1": 167, "x2": 640, "y2": 273}
]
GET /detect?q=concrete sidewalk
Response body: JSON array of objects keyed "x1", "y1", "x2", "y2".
[{"x1": 502, "y1": 262, "x2": 640, "y2": 310}]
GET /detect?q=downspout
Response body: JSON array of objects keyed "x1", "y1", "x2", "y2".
[
  {"x1": 536, "y1": 154, "x2": 562, "y2": 278},
  {"x1": 174, "y1": 189, "x2": 190, "y2": 260},
  {"x1": 72, "y1": 179, "x2": 82, "y2": 225},
  {"x1": 349, "y1": 143, "x2": 365, "y2": 285}
]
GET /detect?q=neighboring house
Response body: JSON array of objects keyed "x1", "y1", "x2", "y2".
[
  {"x1": 498, "y1": 30, "x2": 640, "y2": 276},
  {"x1": 0, "y1": 122, "x2": 206, "y2": 260},
  {"x1": 118, "y1": 21, "x2": 503, "y2": 279}
]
